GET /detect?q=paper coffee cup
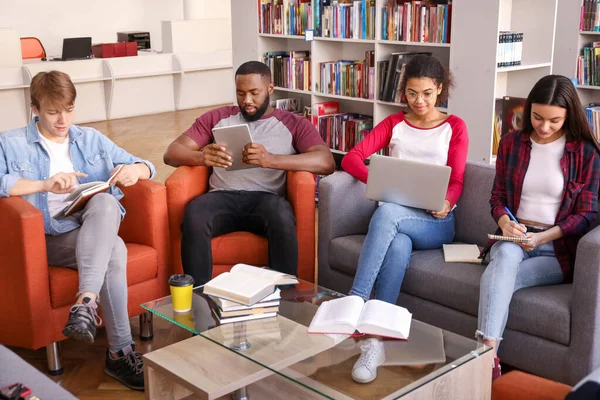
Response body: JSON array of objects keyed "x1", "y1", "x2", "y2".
[{"x1": 169, "y1": 274, "x2": 194, "y2": 313}]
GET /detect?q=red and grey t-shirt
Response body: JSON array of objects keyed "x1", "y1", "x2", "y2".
[{"x1": 184, "y1": 106, "x2": 324, "y2": 195}]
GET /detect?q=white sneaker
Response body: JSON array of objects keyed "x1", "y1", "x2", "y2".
[{"x1": 351, "y1": 338, "x2": 385, "y2": 383}]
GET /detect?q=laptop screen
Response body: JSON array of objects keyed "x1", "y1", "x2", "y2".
[{"x1": 61, "y1": 37, "x2": 92, "y2": 61}]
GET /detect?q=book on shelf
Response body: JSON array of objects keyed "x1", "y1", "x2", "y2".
[
  {"x1": 203, "y1": 264, "x2": 298, "y2": 306},
  {"x1": 53, "y1": 164, "x2": 124, "y2": 218},
  {"x1": 312, "y1": 100, "x2": 340, "y2": 127},
  {"x1": 492, "y1": 96, "x2": 526, "y2": 154},
  {"x1": 380, "y1": 0, "x2": 452, "y2": 44},
  {"x1": 308, "y1": 296, "x2": 412, "y2": 339},
  {"x1": 314, "y1": 0, "x2": 377, "y2": 39},
  {"x1": 318, "y1": 112, "x2": 374, "y2": 153},
  {"x1": 271, "y1": 98, "x2": 300, "y2": 113},
  {"x1": 577, "y1": 43, "x2": 600, "y2": 86},
  {"x1": 262, "y1": 50, "x2": 311, "y2": 91},
  {"x1": 259, "y1": 0, "x2": 313, "y2": 36},
  {"x1": 581, "y1": 0, "x2": 600, "y2": 32},
  {"x1": 378, "y1": 51, "x2": 431, "y2": 103},
  {"x1": 316, "y1": 50, "x2": 375, "y2": 99},
  {"x1": 585, "y1": 104, "x2": 600, "y2": 142},
  {"x1": 497, "y1": 32, "x2": 523, "y2": 68},
  {"x1": 442, "y1": 244, "x2": 482, "y2": 264}
]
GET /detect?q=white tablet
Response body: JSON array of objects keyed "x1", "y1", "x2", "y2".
[{"x1": 211, "y1": 124, "x2": 259, "y2": 171}]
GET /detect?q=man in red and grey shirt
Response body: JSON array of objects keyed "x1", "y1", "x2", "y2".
[{"x1": 164, "y1": 61, "x2": 335, "y2": 285}]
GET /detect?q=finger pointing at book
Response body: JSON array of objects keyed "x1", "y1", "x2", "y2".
[{"x1": 43, "y1": 171, "x2": 87, "y2": 194}]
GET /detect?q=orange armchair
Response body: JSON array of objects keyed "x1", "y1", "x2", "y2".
[
  {"x1": 0, "y1": 180, "x2": 170, "y2": 374},
  {"x1": 165, "y1": 166, "x2": 316, "y2": 282}
]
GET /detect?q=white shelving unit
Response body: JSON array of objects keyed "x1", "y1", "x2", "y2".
[
  {"x1": 232, "y1": 0, "x2": 558, "y2": 163},
  {"x1": 0, "y1": 51, "x2": 234, "y2": 132},
  {"x1": 450, "y1": 0, "x2": 557, "y2": 163}
]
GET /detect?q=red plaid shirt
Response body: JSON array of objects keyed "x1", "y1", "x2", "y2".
[{"x1": 488, "y1": 130, "x2": 600, "y2": 281}]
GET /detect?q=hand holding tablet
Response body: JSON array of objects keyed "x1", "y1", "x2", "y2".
[{"x1": 211, "y1": 124, "x2": 260, "y2": 171}]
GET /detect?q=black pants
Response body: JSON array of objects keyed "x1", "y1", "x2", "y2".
[{"x1": 181, "y1": 190, "x2": 298, "y2": 285}]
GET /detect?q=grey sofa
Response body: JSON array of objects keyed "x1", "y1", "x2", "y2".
[{"x1": 318, "y1": 161, "x2": 600, "y2": 386}]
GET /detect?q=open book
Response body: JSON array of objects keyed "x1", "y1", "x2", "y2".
[
  {"x1": 53, "y1": 164, "x2": 124, "y2": 218},
  {"x1": 442, "y1": 244, "x2": 482, "y2": 264},
  {"x1": 308, "y1": 296, "x2": 412, "y2": 340},
  {"x1": 203, "y1": 264, "x2": 298, "y2": 306}
]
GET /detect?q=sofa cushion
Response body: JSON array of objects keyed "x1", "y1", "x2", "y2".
[
  {"x1": 49, "y1": 243, "x2": 158, "y2": 309},
  {"x1": 506, "y1": 285, "x2": 571, "y2": 345},
  {"x1": 329, "y1": 236, "x2": 572, "y2": 345},
  {"x1": 453, "y1": 162, "x2": 498, "y2": 247},
  {"x1": 402, "y1": 249, "x2": 483, "y2": 315}
]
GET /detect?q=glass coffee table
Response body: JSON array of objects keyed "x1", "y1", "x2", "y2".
[{"x1": 141, "y1": 280, "x2": 492, "y2": 400}]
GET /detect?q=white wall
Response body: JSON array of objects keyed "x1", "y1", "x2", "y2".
[{"x1": 0, "y1": 0, "x2": 185, "y2": 56}]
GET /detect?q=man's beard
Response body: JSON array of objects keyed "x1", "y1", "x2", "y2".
[{"x1": 240, "y1": 95, "x2": 270, "y2": 122}]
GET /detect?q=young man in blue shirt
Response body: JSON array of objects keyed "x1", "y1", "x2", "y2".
[{"x1": 0, "y1": 70, "x2": 154, "y2": 390}]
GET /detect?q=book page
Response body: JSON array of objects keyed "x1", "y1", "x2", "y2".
[
  {"x1": 64, "y1": 181, "x2": 105, "y2": 202},
  {"x1": 307, "y1": 296, "x2": 364, "y2": 335},
  {"x1": 231, "y1": 264, "x2": 298, "y2": 285},
  {"x1": 64, "y1": 164, "x2": 124, "y2": 202},
  {"x1": 204, "y1": 271, "x2": 274, "y2": 305},
  {"x1": 357, "y1": 299, "x2": 412, "y2": 339}
]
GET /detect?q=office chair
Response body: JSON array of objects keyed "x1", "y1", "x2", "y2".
[{"x1": 20, "y1": 37, "x2": 47, "y2": 59}]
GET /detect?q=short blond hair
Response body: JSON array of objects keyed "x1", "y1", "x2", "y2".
[{"x1": 30, "y1": 70, "x2": 76, "y2": 109}]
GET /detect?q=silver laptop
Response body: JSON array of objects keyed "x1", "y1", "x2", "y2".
[{"x1": 365, "y1": 155, "x2": 451, "y2": 211}]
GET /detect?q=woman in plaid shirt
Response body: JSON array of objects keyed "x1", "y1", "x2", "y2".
[{"x1": 477, "y1": 75, "x2": 600, "y2": 381}]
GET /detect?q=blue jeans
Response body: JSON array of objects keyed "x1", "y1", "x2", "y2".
[
  {"x1": 349, "y1": 203, "x2": 455, "y2": 304},
  {"x1": 477, "y1": 241, "x2": 564, "y2": 343}
]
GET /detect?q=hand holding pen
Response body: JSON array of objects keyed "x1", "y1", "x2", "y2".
[{"x1": 501, "y1": 206, "x2": 527, "y2": 238}]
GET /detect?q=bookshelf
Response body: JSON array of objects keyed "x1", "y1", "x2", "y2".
[
  {"x1": 232, "y1": 0, "x2": 558, "y2": 163},
  {"x1": 553, "y1": 0, "x2": 600, "y2": 106}
]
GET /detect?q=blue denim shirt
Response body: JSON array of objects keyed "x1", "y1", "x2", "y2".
[{"x1": 0, "y1": 117, "x2": 156, "y2": 235}]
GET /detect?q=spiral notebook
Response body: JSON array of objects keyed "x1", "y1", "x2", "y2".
[
  {"x1": 487, "y1": 234, "x2": 531, "y2": 243},
  {"x1": 442, "y1": 244, "x2": 482, "y2": 264}
]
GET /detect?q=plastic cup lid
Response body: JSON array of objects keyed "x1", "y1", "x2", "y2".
[{"x1": 168, "y1": 274, "x2": 195, "y2": 287}]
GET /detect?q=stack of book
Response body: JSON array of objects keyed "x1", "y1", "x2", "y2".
[
  {"x1": 209, "y1": 289, "x2": 282, "y2": 324},
  {"x1": 203, "y1": 264, "x2": 298, "y2": 325}
]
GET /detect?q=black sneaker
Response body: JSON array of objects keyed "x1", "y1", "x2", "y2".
[
  {"x1": 62, "y1": 301, "x2": 102, "y2": 343},
  {"x1": 104, "y1": 347, "x2": 145, "y2": 391}
]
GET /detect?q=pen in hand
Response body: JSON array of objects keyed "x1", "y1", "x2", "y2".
[{"x1": 504, "y1": 206, "x2": 527, "y2": 237}]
